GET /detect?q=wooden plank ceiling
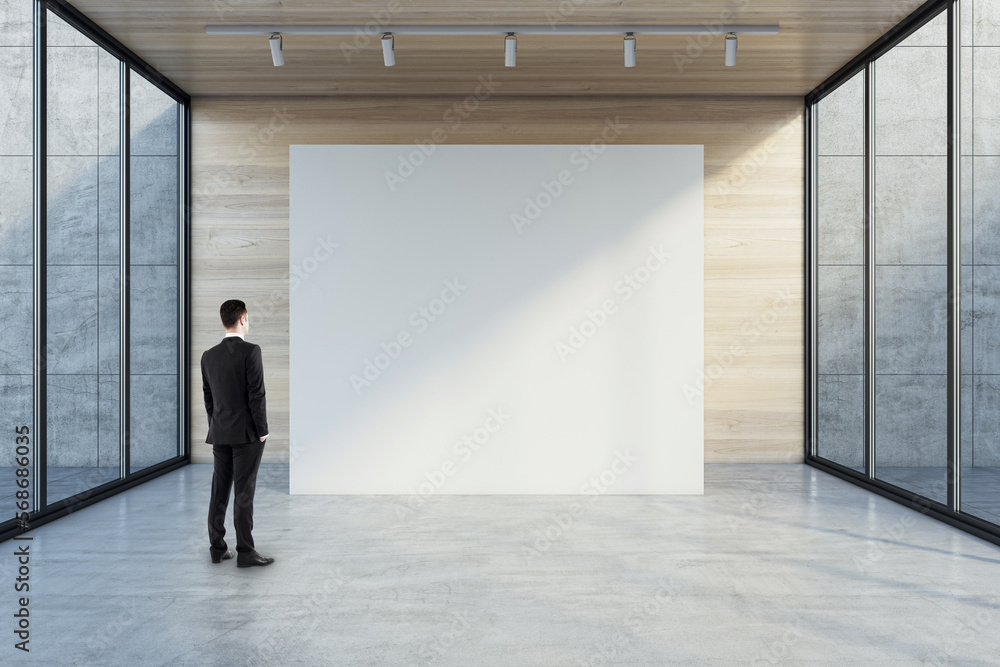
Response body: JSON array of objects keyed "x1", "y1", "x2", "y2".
[{"x1": 66, "y1": 0, "x2": 927, "y2": 96}]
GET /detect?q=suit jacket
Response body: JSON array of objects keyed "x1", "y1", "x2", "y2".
[{"x1": 201, "y1": 336, "x2": 268, "y2": 445}]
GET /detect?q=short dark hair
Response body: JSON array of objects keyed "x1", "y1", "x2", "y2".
[{"x1": 220, "y1": 300, "x2": 247, "y2": 329}]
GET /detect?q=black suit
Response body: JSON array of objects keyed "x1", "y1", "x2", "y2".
[{"x1": 201, "y1": 335, "x2": 269, "y2": 556}]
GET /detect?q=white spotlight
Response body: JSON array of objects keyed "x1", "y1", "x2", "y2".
[
  {"x1": 725, "y1": 32, "x2": 737, "y2": 67},
  {"x1": 381, "y1": 33, "x2": 395, "y2": 66},
  {"x1": 268, "y1": 33, "x2": 284, "y2": 66},
  {"x1": 504, "y1": 33, "x2": 516, "y2": 67},
  {"x1": 624, "y1": 32, "x2": 636, "y2": 68}
]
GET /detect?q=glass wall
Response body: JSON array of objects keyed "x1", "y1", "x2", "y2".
[
  {"x1": 129, "y1": 73, "x2": 180, "y2": 473},
  {"x1": 810, "y1": 0, "x2": 1000, "y2": 535},
  {"x1": 815, "y1": 71, "x2": 865, "y2": 472},
  {"x1": 872, "y1": 13, "x2": 949, "y2": 503},
  {"x1": 46, "y1": 9, "x2": 120, "y2": 502},
  {"x1": 0, "y1": 0, "x2": 35, "y2": 515},
  {"x1": 960, "y1": 0, "x2": 1000, "y2": 524},
  {"x1": 0, "y1": 0, "x2": 188, "y2": 536}
]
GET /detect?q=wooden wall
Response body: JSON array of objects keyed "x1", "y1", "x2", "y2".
[{"x1": 190, "y1": 96, "x2": 804, "y2": 464}]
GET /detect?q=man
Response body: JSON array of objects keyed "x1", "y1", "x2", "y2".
[{"x1": 201, "y1": 299, "x2": 274, "y2": 568}]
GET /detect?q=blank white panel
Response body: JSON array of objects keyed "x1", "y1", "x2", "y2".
[{"x1": 290, "y1": 144, "x2": 703, "y2": 494}]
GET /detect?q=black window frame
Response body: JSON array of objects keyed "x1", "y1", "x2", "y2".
[
  {"x1": 1, "y1": 0, "x2": 191, "y2": 543},
  {"x1": 805, "y1": 0, "x2": 1000, "y2": 546}
]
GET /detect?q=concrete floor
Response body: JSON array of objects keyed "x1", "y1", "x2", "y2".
[{"x1": 4, "y1": 463, "x2": 1000, "y2": 666}]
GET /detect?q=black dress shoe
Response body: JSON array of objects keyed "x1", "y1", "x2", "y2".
[
  {"x1": 237, "y1": 551, "x2": 275, "y2": 568},
  {"x1": 211, "y1": 549, "x2": 235, "y2": 564}
]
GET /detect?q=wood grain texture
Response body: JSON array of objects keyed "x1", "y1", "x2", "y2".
[
  {"x1": 190, "y1": 95, "x2": 804, "y2": 465},
  {"x1": 65, "y1": 0, "x2": 926, "y2": 96}
]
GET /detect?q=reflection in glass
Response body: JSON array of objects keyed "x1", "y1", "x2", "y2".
[
  {"x1": 0, "y1": 0, "x2": 35, "y2": 514},
  {"x1": 128, "y1": 72, "x2": 180, "y2": 473},
  {"x1": 815, "y1": 71, "x2": 865, "y2": 472},
  {"x1": 872, "y1": 11, "x2": 948, "y2": 503},
  {"x1": 959, "y1": 0, "x2": 1000, "y2": 525},
  {"x1": 45, "y1": 10, "x2": 121, "y2": 502}
]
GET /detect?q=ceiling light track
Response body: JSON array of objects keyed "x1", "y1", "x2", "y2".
[
  {"x1": 206, "y1": 24, "x2": 779, "y2": 37},
  {"x1": 236, "y1": 25, "x2": 771, "y2": 68}
]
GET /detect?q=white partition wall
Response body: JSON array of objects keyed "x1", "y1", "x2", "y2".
[{"x1": 289, "y1": 144, "x2": 703, "y2": 495}]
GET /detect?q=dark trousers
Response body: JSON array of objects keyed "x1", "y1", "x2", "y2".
[{"x1": 208, "y1": 441, "x2": 265, "y2": 555}]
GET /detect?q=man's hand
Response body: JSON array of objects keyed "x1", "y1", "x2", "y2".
[{"x1": 260, "y1": 435, "x2": 267, "y2": 442}]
